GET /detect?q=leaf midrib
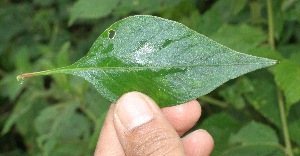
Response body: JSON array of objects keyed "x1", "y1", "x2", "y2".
[
  {"x1": 22, "y1": 61, "x2": 275, "y2": 78},
  {"x1": 66, "y1": 62, "x2": 275, "y2": 71}
]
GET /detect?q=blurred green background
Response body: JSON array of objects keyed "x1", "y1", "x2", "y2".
[{"x1": 1, "y1": 0, "x2": 300, "y2": 155}]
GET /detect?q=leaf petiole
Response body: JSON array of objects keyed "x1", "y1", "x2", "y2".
[{"x1": 16, "y1": 69, "x2": 65, "y2": 82}]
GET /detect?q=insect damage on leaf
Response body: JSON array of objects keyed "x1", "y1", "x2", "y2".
[
  {"x1": 17, "y1": 15, "x2": 278, "y2": 107},
  {"x1": 108, "y1": 29, "x2": 116, "y2": 39}
]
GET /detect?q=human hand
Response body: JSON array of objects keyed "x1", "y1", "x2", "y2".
[{"x1": 94, "y1": 92, "x2": 214, "y2": 156}]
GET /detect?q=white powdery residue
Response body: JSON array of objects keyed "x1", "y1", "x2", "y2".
[
  {"x1": 87, "y1": 55, "x2": 99, "y2": 66},
  {"x1": 134, "y1": 43, "x2": 156, "y2": 65},
  {"x1": 72, "y1": 70, "x2": 100, "y2": 85}
]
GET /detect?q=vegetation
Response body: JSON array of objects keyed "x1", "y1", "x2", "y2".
[{"x1": 1, "y1": 0, "x2": 299, "y2": 155}]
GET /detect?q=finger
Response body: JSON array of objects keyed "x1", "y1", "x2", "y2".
[
  {"x1": 113, "y1": 92, "x2": 185, "y2": 156},
  {"x1": 162, "y1": 100, "x2": 201, "y2": 136},
  {"x1": 94, "y1": 104, "x2": 125, "y2": 156},
  {"x1": 182, "y1": 129, "x2": 214, "y2": 156}
]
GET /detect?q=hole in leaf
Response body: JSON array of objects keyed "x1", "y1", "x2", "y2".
[
  {"x1": 108, "y1": 29, "x2": 115, "y2": 39},
  {"x1": 43, "y1": 76, "x2": 53, "y2": 90}
]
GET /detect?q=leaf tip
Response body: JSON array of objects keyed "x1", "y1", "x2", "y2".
[
  {"x1": 262, "y1": 57, "x2": 279, "y2": 67},
  {"x1": 269, "y1": 59, "x2": 279, "y2": 66}
]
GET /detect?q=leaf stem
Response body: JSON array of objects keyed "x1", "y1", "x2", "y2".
[
  {"x1": 267, "y1": 0, "x2": 275, "y2": 51},
  {"x1": 50, "y1": 22, "x2": 59, "y2": 47},
  {"x1": 199, "y1": 96, "x2": 228, "y2": 108},
  {"x1": 267, "y1": 0, "x2": 293, "y2": 155},
  {"x1": 16, "y1": 68, "x2": 68, "y2": 82},
  {"x1": 277, "y1": 88, "x2": 293, "y2": 156}
]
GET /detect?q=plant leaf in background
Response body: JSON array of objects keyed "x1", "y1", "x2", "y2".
[
  {"x1": 113, "y1": 0, "x2": 181, "y2": 16},
  {"x1": 69, "y1": 0, "x2": 119, "y2": 25},
  {"x1": 200, "y1": 113, "x2": 240, "y2": 155},
  {"x1": 17, "y1": 15, "x2": 277, "y2": 107},
  {"x1": 34, "y1": 102, "x2": 91, "y2": 155},
  {"x1": 273, "y1": 60, "x2": 300, "y2": 110},
  {"x1": 221, "y1": 121, "x2": 285, "y2": 156}
]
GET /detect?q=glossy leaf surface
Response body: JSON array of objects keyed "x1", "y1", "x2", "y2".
[{"x1": 18, "y1": 15, "x2": 277, "y2": 107}]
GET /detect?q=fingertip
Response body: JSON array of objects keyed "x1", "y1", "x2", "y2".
[
  {"x1": 95, "y1": 104, "x2": 125, "y2": 156},
  {"x1": 184, "y1": 100, "x2": 202, "y2": 119},
  {"x1": 182, "y1": 129, "x2": 214, "y2": 156},
  {"x1": 162, "y1": 100, "x2": 201, "y2": 135},
  {"x1": 162, "y1": 100, "x2": 201, "y2": 119},
  {"x1": 113, "y1": 91, "x2": 185, "y2": 155},
  {"x1": 115, "y1": 91, "x2": 154, "y2": 130}
]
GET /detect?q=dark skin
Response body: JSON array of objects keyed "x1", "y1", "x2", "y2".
[{"x1": 95, "y1": 92, "x2": 214, "y2": 156}]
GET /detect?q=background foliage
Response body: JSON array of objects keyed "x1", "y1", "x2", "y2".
[{"x1": 0, "y1": 0, "x2": 299, "y2": 155}]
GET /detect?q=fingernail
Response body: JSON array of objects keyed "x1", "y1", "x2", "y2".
[{"x1": 115, "y1": 92, "x2": 154, "y2": 130}]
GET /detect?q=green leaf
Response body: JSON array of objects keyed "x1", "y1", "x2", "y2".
[
  {"x1": 290, "y1": 52, "x2": 300, "y2": 65},
  {"x1": 273, "y1": 60, "x2": 300, "y2": 108},
  {"x1": 2, "y1": 87, "x2": 46, "y2": 135},
  {"x1": 288, "y1": 102, "x2": 300, "y2": 146},
  {"x1": 277, "y1": 44, "x2": 300, "y2": 59},
  {"x1": 18, "y1": 15, "x2": 277, "y2": 107},
  {"x1": 220, "y1": 121, "x2": 285, "y2": 156},
  {"x1": 229, "y1": 121, "x2": 279, "y2": 145},
  {"x1": 210, "y1": 24, "x2": 266, "y2": 52},
  {"x1": 244, "y1": 72, "x2": 281, "y2": 127},
  {"x1": 0, "y1": 4, "x2": 31, "y2": 46},
  {"x1": 220, "y1": 145, "x2": 285, "y2": 156},
  {"x1": 196, "y1": 0, "x2": 248, "y2": 36},
  {"x1": 113, "y1": 0, "x2": 181, "y2": 17},
  {"x1": 200, "y1": 113, "x2": 240, "y2": 156},
  {"x1": 0, "y1": 72, "x2": 24, "y2": 101},
  {"x1": 289, "y1": 118, "x2": 300, "y2": 146},
  {"x1": 89, "y1": 111, "x2": 107, "y2": 151},
  {"x1": 34, "y1": 102, "x2": 91, "y2": 155},
  {"x1": 247, "y1": 46, "x2": 284, "y2": 61},
  {"x1": 69, "y1": 0, "x2": 119, "y2": 25},
  {"x1": 218, "y1": 77, "x2": 254, "y2": 110}
]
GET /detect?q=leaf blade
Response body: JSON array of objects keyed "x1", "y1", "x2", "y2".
[{"x1": 18, "y1": 15, "x2": 277, "y2": 107}]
